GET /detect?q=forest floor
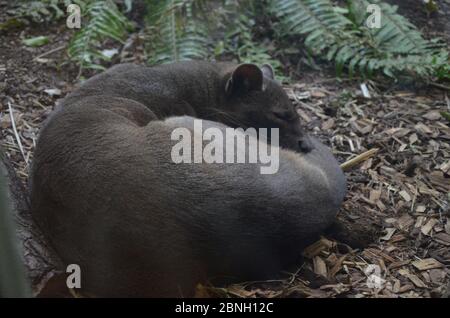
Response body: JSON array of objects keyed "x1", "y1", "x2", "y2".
[{"x1": 0, "y1": 1, "x2": 449, "y2": 298}]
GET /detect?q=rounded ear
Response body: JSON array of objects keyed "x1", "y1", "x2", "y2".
[
  {"x1": 225, "y1": 63, "x2": 264, "y2": 96},
  {"x1": 261, "y1": 64, "x2": 275, "y2": 80}
]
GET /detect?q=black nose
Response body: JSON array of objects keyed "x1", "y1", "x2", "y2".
[{"x1": 298, "y1": 136, "x2": 313, "y2": 153}]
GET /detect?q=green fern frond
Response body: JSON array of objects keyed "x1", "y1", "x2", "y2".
[
  {"x1": 219, "y1": 12, "x2": 285, "y2": 80},
  {"x1": 356, "y1": 0, "x2": 442, "y2": 54},
  {"x1": 6, "y1": 0, "x2": 65, "y2": 24},
  {"x1": 269, "y1": 0, "x2": 353, "y2": 55},
  {"x1": 1, "y1": 0, "x2": 88, "y2": 30},
  {"x1": 67, "y1": 0, "x2": 133, "y2": 71},
  {"x1": 349, "y1": 0, "x2": 448, "y2": 78},
  {"x1": 146, "y1": 0, "x2": 210, "y2": 65},
  {"x1": 268, "y1": 0, "x2": 449, "y2": 80}
]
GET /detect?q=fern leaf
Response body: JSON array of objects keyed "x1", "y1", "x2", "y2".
[
  {"x1": 147, "y1": 0, "x2": 210, "y2": 65},
  {"x1": 350, "y1": 0, "x2": 448, "y2": 78},
  {"x1": 269, "y1": 0, "x2": 352, "y2": 54},
  {"x1": 351, "y1": 0, "x2": 444, "y2": 54},
  {"x1": 67, "y1": 0, "x2": 133, "y2": 71},
  {"x1": 269, "y1": 0, "x2": 449, "y2": 80}
]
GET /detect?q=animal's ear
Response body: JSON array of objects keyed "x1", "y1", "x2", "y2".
[
  {"x1": 225, "y1": 63, "x2": 264, "y2": 96},
  {"x1": 261, "y1": 64, "x2": 275, "y2": 80}
]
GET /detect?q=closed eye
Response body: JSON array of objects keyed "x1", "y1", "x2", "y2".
[{"x1": 273, "y1": 111, "x2": 296, "y2": 122}]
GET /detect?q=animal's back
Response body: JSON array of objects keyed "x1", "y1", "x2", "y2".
[
  {"x1": 60, "y1": 61, "x2": 228, "y2": 115},
  {"x1": 30, "y1": 95, "x2": 345, "y2": 297}
]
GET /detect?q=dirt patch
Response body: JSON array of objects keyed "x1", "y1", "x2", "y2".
[{"x1": 0, "y1": 20, "x2": 78, "y2": 177}]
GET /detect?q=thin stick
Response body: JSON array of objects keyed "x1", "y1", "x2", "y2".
[
  {"x1": 340, "y1": 148, "x2": 379, "y2": 172},
  {"x1": 7, "y1": 101, "x2": 27, "y2": 164},
  {"x1": 33, "y1": 44, "x2": 66, "y2": 61},
  {"x1": 429, "y1": 82, "x2": 450, "y2": 91}
]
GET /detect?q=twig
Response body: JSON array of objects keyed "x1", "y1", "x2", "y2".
[
  {"x1": 429, "y1": 82, "x2": 450, "y2": 91},
  {"x1": 33, "y1": 45, "x2": 66, "y2": 61},
  {"x1": 7, "y1": 101, "x2": 27, "y2": 165},
  {"x1": 340, "y1": 148, "x2": 379, "y2": 172}
]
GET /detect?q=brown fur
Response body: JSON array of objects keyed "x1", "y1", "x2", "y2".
[
  {"x1": 60, "y1": 61, "x2": 310, "y2": 151},
  {"x1": 30, "y1": 62, "x2": 346, "y2": 297}
]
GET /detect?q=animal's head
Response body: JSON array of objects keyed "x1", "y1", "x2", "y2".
[{"x1": 216, "y1": 63, "x2": 312, "y2": 152}]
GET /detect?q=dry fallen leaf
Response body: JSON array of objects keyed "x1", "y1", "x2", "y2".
[
  {"x1": 381, "y1": 228, "x2": 396, "y2": 241},
  {"x1": 303, "y1": 238, "x2": 335, "y2": 259},
  {"x1": 313, "y1": 256, "x2": 328, "y2": 278},
  {"x1": 421, "y1": 218, "x2": 438, "y2": 236},
  {"x1": 423, "y1": 111, "x2": 441, "y2": 121},
  {"x1": 399, "y1": 190, "x2": 412, "y2": 202},
  {"x1": 396, "y1": 214, "x2": 414, "y2": 231},
  {"x1": 398, "y1": 269, "x2": 427, "y2": 288},
  {"x1": 412, "y1": 258, "x2": 443, "y2": 271}
]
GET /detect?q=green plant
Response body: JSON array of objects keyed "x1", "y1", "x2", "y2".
[
  {"x1": 347, "y1": 0, "x2": 448, "y2": 78},
  {"x1": 220, "y1": 12, "x2": 284, "y2": 76},
  {"x1": 433, "y1": 55, "x2": 450, "y2": 81},
  {"x1": 205, "y1": 0, "x2": 287, "y2": 80},
  {"x1": 270, "y1": 0, "x2": 353, "y2": 55},
  {"x1": 269, "y1": 0, "x2": 449, "y2": 80},
  {"x1": 2, "y1": 0, "x2": 90, "y2": 26},
  {"x1": 0, "y1": 0, "x2": 79, "y2": 31},
  {"x1": 8, "y1": 0, "x2": 65, "y2": 24},
  {"x1": 61, "y1": 0, "x2": 449, "y2": 83},
  {"x1": 146, "y1": 0, "x2": 210, "y2": 64},
  {"x1": 67, "y1": 0, "x2": 134, "y2": 73},
  {"x1": 145, "y1": 0, "x2": 285, "y2": 76}
]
